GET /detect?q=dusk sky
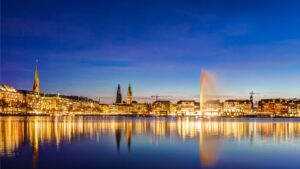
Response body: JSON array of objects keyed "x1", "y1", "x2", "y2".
[{"x1": 1, "y1": 0, "x2": 300, "y2": 103}]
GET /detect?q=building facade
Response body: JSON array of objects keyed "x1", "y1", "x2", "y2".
[
  {"x1": 288, "y1": 99, "x2": 300, "y2": 116},
  {"x1": 201, "y1": 100, "x2": 222, "y2": 116},
  {"x1": 152, "y1": 101, "x2": 172, "y2": 115},
  {"x1": 176, "y1": 100, "x2": 197, "y2": 116},
  {"x1": 0, "y1": 84, "x2": 106, "y2": 115},
  {"x1": 258, "y1": 99, "x2": 288, "y2": 115},
  {"x1": 223, "y1": 100, "x2": 251, "y2": 116}
]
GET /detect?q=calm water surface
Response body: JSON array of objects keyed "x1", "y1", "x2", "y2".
[{"x1": 1, "y1": 116, "x2": 300, "y2": 169}]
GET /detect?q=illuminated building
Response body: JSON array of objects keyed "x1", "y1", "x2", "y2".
[
  {"x1": 32, "y1": 63, "x2": 40, "y2": 94},
  {"x1": 116, "y1": 84, "x2": 122, "y2": 104},
  {"x1": 201, "y1": 100, "x2": 222, "y2": 116},
  {"x1": 0, "y1": 84, "x2": 106, "y2": 115},
  {"x1": 110, "y1": 104, "x2": 133, "y2": 114},
  {"x1": 298, "y1": 102, "x2": 300, "y2": 115},
  {"x1": 0, "y1": 85, "x2": 27, "y2": 114},
  {"x1": 127, "y1": 83, "x2": 132, "y2": 104},
  {"x1": 0, "y1": 84, "x2": 17, "y2": 92},
  {"x1": 176, "y1": 100, "x2": 197, "y2": 116},
  {"x1": 152, "y1": 100, "x2": 171, "y2": 115},
  {"x1": 132, "y1": 102, "x2": 151, "y2": 115},
  {"x1": 223, "y1": 100, "x2": 251, "y2": 116},
  {"x1": 258, "y1": 99, "x2": 288, "y2": 115},
  {"x1": 288, "y1": 99, "x2": 300, "y2": 116},
  {"x1": 98, "y1": 104, "x2": 110, "y2": 114},
  {"x1": 110, "y1": 101, "x2": 150, "y2": 115},
  {"x1": 194, "y1": 102, "x2": 200, "y2": 113},
  {"x1": 25, "y1": 92, "x2": 41, "y2": 113}
]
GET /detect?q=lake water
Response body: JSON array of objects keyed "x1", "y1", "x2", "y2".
[{"x1": 1, "y1": 116, "x2": 300, "y2": 169}]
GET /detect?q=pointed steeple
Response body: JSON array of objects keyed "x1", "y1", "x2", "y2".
[
  {"x1": 127, "y1": 83, "x2": 132, "y2": 104},
  {"x1": 116, "y1": 84, "x2": 122, "y2": 103},
  {"x1": 33, "y1": 61, "x2": 40, "y2": 94}
]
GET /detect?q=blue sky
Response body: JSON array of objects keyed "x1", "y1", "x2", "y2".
[{"x1": 1, "y1": 0, "x2": 300, "y2": 103}]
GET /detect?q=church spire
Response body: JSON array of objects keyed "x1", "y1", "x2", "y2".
[
  {"x1": 127, "y1": 83, "x2": 132, "y2": 104},
  {"x1": 116, "y1": 84, "x2": 122, "y2": 104},
  {"x1": 33, "y1": 61, "x2": 40, "y2": 94}
]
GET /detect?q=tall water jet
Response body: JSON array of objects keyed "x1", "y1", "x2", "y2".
[{"x1": 200, "y1": 69, "x2": 216, "y2": 113}]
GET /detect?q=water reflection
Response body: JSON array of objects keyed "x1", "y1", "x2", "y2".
[{"x1": 1, "y1": 116, "x2": 300, "y2": 168}]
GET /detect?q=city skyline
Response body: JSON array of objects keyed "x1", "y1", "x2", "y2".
[
  {"x1": 2, "y1": 1, "x2": 300, "y2": 169},
  {"x1": 2, "y1": 0, "x2": 300, "y2": 103}
]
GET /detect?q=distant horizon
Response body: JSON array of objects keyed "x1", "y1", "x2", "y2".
[{"x1": 1, "y1": 79, "x2": 299, "y2": 104}]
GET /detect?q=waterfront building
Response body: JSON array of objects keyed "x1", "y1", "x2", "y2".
[
  {"x1": 0, "y1": 84, "x2": 105, "y2": 115},
  {"x1": 116, "y1": 84, "x2": 122, "y2": 104},
  {"x1": 0, "y1": 84, "x2": 17, "y2": 92},
  {"x1": 288, "y1": 99, "x2": 299, "y2": 116},
  {"x1": 127, "y1": 84, "x2": 132, "y2": 104},
  {"x1": 25, "y1": 92, "x2": 41, "y2": 112},
  {"x1": 132, "y1": 102, "x2": 151, "y2": 115},
  {"x1": 298, "y1": 102, "x2": 300, "y2": 116},
  {"x1": 195, "y1": 102, "x2": 200, "y2": 112},
  {"x1": 109, "y1": 102, "x2": 150, "y2": 115},
  {"x1": 110, "y1": 104, "x2": 133, "y2": 114},
  {"x1": 223, "y1": 100, "x2": 251, "y2": 116},
  {"x1": 40, "y1": 95, "x2": 57, "y2": 113},
  {"x1": 0, "y1": 88, "x2": 40, "y2": 114},
  {"x1": 201, "y1": 100, "x2": 222, "y2": 116},
  {"x1": 176, "y1": 100, "x2": 196, "y2": 116},
  {"x1": 258, "y1": 99, "x2": 288, "y2": 115},
  {"x1": 98, "y1": 104, "x2": 110, "y2": 114},
  {"x1": 152, "y1": 100, "x2": 171, "y2": 115},
  {"x1": 0, "y1": 85, "x2": 27, "y2": 113}
]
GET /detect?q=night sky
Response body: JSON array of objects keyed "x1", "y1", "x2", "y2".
[{"x1": 1, "y1": 0, "x2": 300, "y2": 103}]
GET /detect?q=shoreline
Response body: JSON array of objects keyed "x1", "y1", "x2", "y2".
[{"x1": 1, "y1": 113, "x2": 300, "y2": 118}]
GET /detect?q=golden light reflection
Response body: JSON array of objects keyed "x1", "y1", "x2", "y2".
[{"x1": 1, "y1": 116, "x2": 300, "y2": 167}]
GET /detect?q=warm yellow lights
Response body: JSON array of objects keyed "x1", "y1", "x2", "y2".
[
  {"x1": 1, "y1": 86, "x2": 300, "y2": 116},
  {"x1": 1, "y1": 116, "x2": 300, "y2": 157}
]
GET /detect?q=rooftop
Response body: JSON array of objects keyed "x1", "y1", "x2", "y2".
[{"x1": 0, "y1": 84, "x2": 17, "y2": 92}]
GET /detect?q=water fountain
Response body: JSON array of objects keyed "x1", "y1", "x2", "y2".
[{"x1": 200, "y1": 69, "x2": 216, "y2": 115}]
